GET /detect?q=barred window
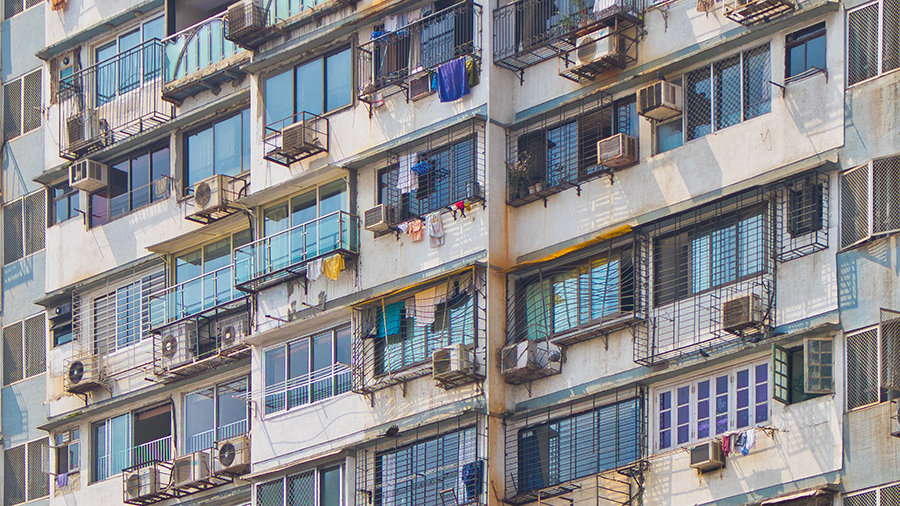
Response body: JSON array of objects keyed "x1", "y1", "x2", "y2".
[
  {"x1": 3, "y1": 439, "x2": 48, "y2": 506},
  {"x1": 2, "y1": 314, "x2": 46, "y2": 386},
  {"x1": 2, "y1": 69, "x2": 41, "y2": 141},
  {"x1": 845, "y1": 482, "x2": 900, "y2": 506},
  {"x1": 840, "y1": 155, "x2": 900, "y2": 249},
  {"x1": 684, "y1": 45, "x2": 771, "y2": 142},
  {"x1": 4, "y1": 0, "x2": 42, "y2": 20},
  {"x1": 92, "y1": 271, "x2": 164, "y2": 355},
  {"x1": 3, "y1": 189, "x2": 46, "y2": 264},
  {"x1": 846, "y1": 310, "x2": 900, "y2": 410},
  {"x1": 848, "y1": 0, "x2": 900, "y2": 86},
  {"x1": 257, "y1": 465, "x2": 343, "y2": 506}
]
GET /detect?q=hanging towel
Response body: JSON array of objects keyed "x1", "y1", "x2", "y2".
[
  {"x1": 426, "y1": 212, "x2": 444, "y2": 247},
  {"x1": 377, "y1": 301, "x2": 405, "y2": 338},
  {"x1": 307, "y1": 258, "x2": 324, "y2": 281},
  {"x1": 742, "y1": 429, "x2": 756, "y2": 455},
  {"x1": 399, "y1": 153, "x2": 419, "y2": 194},
  {"x1": 414, "y1": 287, "x2": 437, "y2": 326},
  {"x1": 323, "y1": 253, "x2": 345, "y2": 280},
  {"x1": 406, "y1": 7, "x2": 423, "y2": 23},
  {"x1": 56, "y1": 473, "x2": 68, "y2": 488},
  {"x1": 466, "y1": 58, "x2": 480, "y2": 87},
  {"x1": 410, "y1": 160, "x2": 432, "y2": 176},
  {"x1": 383, "y1": 14, "x2": 399, "y2": 32},
  {"x1": 405, "y1": 298, "x2": 417, "y2": 327},
  {"x1": 721, "y1": 434, "x2": 731, "y2": 457},
  {"x1": 408, "y1": 219, "x2": 425, "y2": 242},
  {"x1": 438, "y1": 58, "x2": 470, "y2": 102}
]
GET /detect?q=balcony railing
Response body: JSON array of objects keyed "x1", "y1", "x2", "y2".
[
  {"x1": 150, "y1": 264, "x2": 246, "y2": 329},
  {"x1": 185, "y1": 419, "x2": 248, "y2": 454},
  {"x1": 58, "y1": 40, "x2": 174, "y2": 160},
  {"x1": 98, "y1": 435, "x2": 173, "y2": 482},
  {"x1": 493, "y1": 0, "x2": 644, "y2": 74},
  {"x1": 357, "y1": 2, "x2": 482, "y2": 102},
  {"x1": 234, "y1": 210, "x2": 360, "y2": 292},
  {"x1": 261, "y1": 363, "x2": 352, "y2": 415}
]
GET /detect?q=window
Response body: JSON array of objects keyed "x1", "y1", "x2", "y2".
[
  {"x1": 52, "y1": 182, "x2": 80, "y2": 224},
  {"x1": 2, "y1": 314, "x2": 46, "y2": 386},
  {"x1": 264, "y1": 326, "x2": 351, "y2": 415},
  {"x1": 508, "y1": 246, "x2": 634, "y2": 343},
  {"x1": 376, "y1": 428, "x2": 481, "y2": 506},
  {"x1": 847, "y1": 0, "x2": 900, "y2": 86},
  {"x1": 788, "y1": 181, "x2": 824, "y2": 236},
  {"x1": 55, "y1": 428, "x2": 81, "y2": 475},
  {"x1": 3, "y1": 189, "x2": 45, "y2": 264},
  {"x1": 264, "y1": 47, "x2": 352, "y2": 127},
  {"x1": 185, "y1": 109, "x2": 251, "y2": 189},
  {"x1": 93, "y1": 16, "x2": 164, "y2": 105},
  {"x1": 772, "y1": 338, "x2": 834, "y2": 404},
  {"x1": 4, "y1": 439, "x2": 48, "y2": 506},
  {"x1": 3, "y1": 0, "x2": 42, "y2": 20},
  {"x1": 92, "y1": 406, "x2": 172, "y2": 482},
  {"x1": 845, "y1": 482, "x2": 900, "y2": 506},
  {"x1": 655, "y1": 78, "x2": 684, "y2": 154},
  {"x1": 846, "y1": 312, "x2": 900, "y2": 410},
  {"x1": 183, "y1": 377, "x2": 249, "y2": 454},
  {"x1": 840, "y1": 155, "x2": 900, "y2": 248},
  {"x1": 654, "y1": 204, "x2": 768, "y2": 306},
  {"x1": 257, "y1": 465, "x2": 344, "y2": 506},
  {"x1": 518, "y1": 398, "x2": 641, "y2": 493},
  {"x1": 92, "y1": 271, "x2": 165, "y2": 355},
  {"x1": 2, "y1": 69, "x2": 41, "y2": 141},
  {"x1": 654, "y1": 361, "x2": 768, "y2": 451},
  {"x1": 172, "y1": 230, "x2": 252, "y2": 319},
  {"x1": 786, "y1": 22, "x2": 826, "y2": 78},
  {"x1": 378, "y1": 136, "x2": 476, "y2": 220},
  {"x1": 684, "y1": 44, "x2": 771, "y2": 142},
  {"x1": 89, "y1": 145, "x2": 169, "y2": 227}
]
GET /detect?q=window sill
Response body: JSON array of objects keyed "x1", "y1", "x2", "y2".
[
  {"x1": 847, "y1": 65, "x2": 900, "y2": 89},
  {"x1": 88, "y1": 196, "x2": 172, "y2": 230},
  {"x1": 549, "y1": 313, "x2": 641, "y2": 347},
  {"x1": 262, "y1": 390, "x2": 353, "y2": 421}
]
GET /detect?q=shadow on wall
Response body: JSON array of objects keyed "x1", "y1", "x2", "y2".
[
  {"x1": 781, "y1": 74, "x2": 842, "y2": 153},
  {"x1": 837, "y1": 249, "x2": 859, "y2": 313},
  {"x1": 2, "y1": 254, "x2": 36, "y2": 293}
]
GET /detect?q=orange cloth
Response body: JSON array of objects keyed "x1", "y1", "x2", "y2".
[
  {"x1": 407, "y1": 219, "x2": 424, "y2": 242},
  {"x1": 323, "y1": 253, "x2": 345, "y2": 280}
]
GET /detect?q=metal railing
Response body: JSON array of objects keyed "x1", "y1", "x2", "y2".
[
  {"x1": 149, "y1": 264, "x2": 243, "y2": 328},
  {"x1": 185, "y1": 420, "x2": 248, "y2": 454},
  {"x1": 263, "y1": 111, "x2": 330, "y2": 167},
  {"x1": 234, "y1": 210, "x2": 359, "y2": 290},
  {"x1": 163, "y1": 12, "x2": 243, "y2": 83},
  {"x1": 357, "y1": 2, "x2": 482, "y2": 100},
  {"x1": 97, "y1": 436, "x2": 172, "y2": 481},
  {"x1": 58, "y1": 39, "x2": 174, "y2": 160},
  {"x1": 261, "y1": 363, "x2": 352, "y2": 415},
  {"x1": 94, "y1": 176, "x2": 172, "y2": 227}
]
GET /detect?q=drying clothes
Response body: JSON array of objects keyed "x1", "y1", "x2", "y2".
[
  {"x1": 466, "y1": 58, "x2": 480, "y2": 87},
  {"x1": 377, "y1": 301, "x2": 405, "y2": 338},
  {"x1": 593, "y1": 0, "x2": 614, "y2": 13},
  {"x1": 407, "y1": 219, "x2": 425, "y2": 242},
  {"x1": 721, "y1": 435, "x2": 731, "y2": 457},
  {"x1": 733, "y1": 432, "x2": 747, "y2": 453},
  {"x1": 405, "y1": 299, "x2": 417, "y2": 327},
  {"x1": 438, "y1": 58, "x2": 470, "y2": 102},
  {"x1": 307, "y1": 257, "x2": 324, "y2": 281},
  {"x1": 406, "y1": 7, "x2": 424, "y2": 23},
  {"x1": 742, "y1": 430, "x2": 756, "y2": 455},
  {"x1": 431, "y1": 72, "x2": 440, "y2": 94},
  {"x1": 461, "y1": 460, "x2": 484, "y2": 502},
  {"x1": 414, "y1": 287, "x2": 438, "y2": 326},
  {"x1": 399, "y1": 153, "x2": 419, "y2": 194},
  {"x1": 410, "y1": 160, "x2": 432, "y2": 176},
  {"x1": 323, "y1": 253, "x2": 345, "y2": 280},
  {"x1": 370, "y1": 29, "x2": 386, "y2": 40},
  {"x1": 426, "y1": 213, "x2": 444, "y2": 247},
  {"x1": 55, "y1": 473, "x2": 68, "y2": 488},
  {"x1": 397, "y1": 222, "x2": 409, "y2": 234},
  {"x1": 383, "y1": 14, "x2": 399, "y2": 32}
]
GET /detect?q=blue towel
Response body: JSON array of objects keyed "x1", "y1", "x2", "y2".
[
  {"x1": 438, "y1": 58, "x2": 470, "y2": 103},
  {"x1": 410, "y1": 160, "x2": 432, "y2": 176},
  {"x1": 376, "y1": 301, "x2": 405, "y2": 338},
  {"x1": 461, "y1": 460, "x2": 484, "y2": 502}
]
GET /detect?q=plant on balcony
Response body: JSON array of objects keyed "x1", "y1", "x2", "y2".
[{"x1": 507, "y1": 154, "x2": 535, "y2": 201}]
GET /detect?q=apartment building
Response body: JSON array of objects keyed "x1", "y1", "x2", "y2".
[{"x1": 0, "y1": 0, "x2": 899, "y2": 504}]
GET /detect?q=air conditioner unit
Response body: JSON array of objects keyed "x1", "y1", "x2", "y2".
[
  {"x1": 189, "y1": 174, "x2": 228, "y2": 218},
  {"x1": 689, "y1": 440, "x2": 726, "y2": 472},
  {"x1": 159, "y1": 321, "x2": 197, "y2": 371},
  {"x1": 226, "y1": 0, "x2": 266, "y2": 42},
  {"x1": 364, "y1": 204, "x2": 398, "y2": 233},
  {"x1": 66, "y1": 109, "x2": 102, "y2": 149},
  {"x1": 124, "y1": 465, "x2": 159, "y2": 501},
  {"x1": 500, "y1": 340, "x2": 562, "y2": 384},
  {"x1": 216, "y1": 312, "x2": 250, "y2": 351},
  {"x1": 65, "y1": 356, "x2": 104, "y2": 394},
  {"x1": 597, "y1": 133, "x2": 639, "y2": 169},
  {"x1": 571, "y1": 28, "x2": 616, "y2": 71},
  {"x1": 281, "y1": 121, "x2": 323, "y2": 156},
  {"x1": 432, "y1": 343, "x2": 474, "y2": 383},
  {"x1": 213, "y1": 435, "x2": 250, "y2": 476},
  {"x1": 69, "y1": 159, "x2": 108, "y2": 192},
  {"x1": 637, "y1": 81, "x2": 683, "y2": 121},
  {"x1": 409, "y1": 73, "x2": 434, "y2": 101},
  {"x1": 172, "y1": 451, "x2": 210, "y2": 489},
  {"x1": 721, "y1": 294, "x2": 763, "y2": 334}
]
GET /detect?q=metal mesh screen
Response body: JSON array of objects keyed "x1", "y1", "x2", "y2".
[
  {"x1": 4, "y1": 200, "x2": 24, "y2": 264},
  {"x1": 873, "y1": 156, "x2": 900, "y2": 235},
  {"x1": 848, "y1": 4, "x2": 879, "y2": 85},
  {"x1": 3, "y1": 79, "x2": 22, "y2": 141},
  {"x1": 841, "y1": 165, "x2": 869, "y2": 248},
  {"x1": 881, "y1": 309, "x2": 900, "y2": 391},
  {"x1": 845, "y1": 491, "x2": 876, "y2": 506},
  {"x1": 286, "y1": 471, "x2": 315, "y2": 506},
  {"x1": 884, "y1": 0, "x2": 900, "y2": 74},
  {"x1": 257, "y1": 479, "x2": 284, "y2": 506},
  {"x1": 24, "y1": 314, "x2": 45, "y2": 378},
  {"x1": 3, "y1": 0, "x2": 21, "y2": 20},
  {"x1": 714, "y1": 55, "x2": 741, "y2": 130},
  {"x1": 883, "y1": 483, "x2": 900, "y2": 506},
  {"x1": 847, "y1": 329, "x2": 879, "y2": 409},
  {"x1": 22, "y1": 70, "x2": 41, "y2": 134},
  {"x1": 26, "y1": 440, "x2": 48, "y2": 501},
  {"x1": 24, "y1": 191, "x2": 45, "y2": 255},
  {"x1": 743, "y1": 44, "x2": 771, "y2": 120},
  {"x1": 3, "y1": 322, "x2": 23, "y2": 385},
  {"x1": 24, "y1": 0, "x2": 41, "y2": 8},
  {"x1": 4, "y1": 445, "x2": 25, "y2": 506}
]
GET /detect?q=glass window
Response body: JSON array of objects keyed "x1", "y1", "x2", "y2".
[
  {"x1": 172, "y1": 230, "x2": 251, "y2": 319},
  {"x1": 94, "y1": 17, "x2": 165, "y2": 105},
  {"x1": 55, "y1": 429, "x2": 80, "y2": 475},
  {"x1": 89, "y1": 145, "x2": 169, "y2": 227},
  {"x1": 183, "y1": 377, "x2": 249, "y2": 453},
  {"x1": 92, "y1": 272, "x2": 163, "y2": 355},
  {"x1": 185, "y1": 110, "x2": 251, "y2": 188},
  {"x1": 52, "y1": 182, "x2": 79, "y2": 224},
  {"x1": 264, "y1": 47, "x2": 353, "y2": 128},
  {"x1": 258, "y1": 466, "x2": 345, "y2": 506},
  {"x1": 786, "y1": 22, "x2": 826, "y2": 78}
]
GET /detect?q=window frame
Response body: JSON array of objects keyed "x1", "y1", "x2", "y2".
[
  {"x1": 90, "y1": 270, "x2": 164, "y2": 355},
  {"x1": 847, "y1": 0, "x2": 900, "y2": 87},
  {"x1": 785, "y1": 22, "x2": 827, "y2": 79},
  {"x1": 182, "y1": 376, "x2": 250, "y2": 454},
  {"x1": 4, "y1": 0, "x2": 43, "y2": 21},
  {"x1": 3, "y1": 189, "x2": 46, "y2": 266},
  {"x1": 3, "y1": 438, "x2": 49, "y2": 506},
  {"x1": 88, "y1": 143, "x2": 170, "y2": 228},
  {"x1": 839, "y1": 156, "x2": 900, "y2": 249},
  {"x1": 51, "y1": 181, "x2": 80, "y2": 225},
  {"x1": 90, "y1": 14, "x2": 165, "y2": 105},
  {"x1": 2, "y1": 69, "x2": 42, "y2": 141},
  {"x1": 846, "y1": 321, "x2": 900, "y2": 411},
  {"x1": 257, "y1": 463, "x2": 345, "y2": 506},
  {"x1": 772, "y1": 338, "x2": 834, "y2": 404},
  {"x1": 183, "y1": 108, "x2": 251, "y2": 190},
  {"x1": 2, "y1": 313, "x2": 47, "y2": 386},
  {"x1": 91, "y1": 405, "x2": 173, "y2": 483},
  {"x1": 54, "y1": 428, "x2": 81, "y2": 475}
]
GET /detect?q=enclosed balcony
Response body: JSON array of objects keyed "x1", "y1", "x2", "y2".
[
  {"x1": 150, "y1": 265, "x2": 248, "y2": 329},
  {"x1": 58, "y1": 40, "x2": 174, "y2": 160},
  {"x1": 234, "y1": 210, "x2": 360, "y2": 292},
  {"x1": 162, "y1": 13, "x2": 250, "y2": 105}
]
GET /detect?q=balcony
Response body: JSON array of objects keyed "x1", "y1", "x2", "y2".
[
  {"x1": 185, "y1": 420, "x2": 248, "y2": 454},
  {"x1": 150, "y1": 265, "x2": 248, "y2": 330},
  {"x1": 58, "y1": 40, "x2": 174, "y2": 160},
  {"x1": 493, "y1": 0, "x2": 644, "y2": 77},
  {"x1": 357, "y1": 2, "x2": 482, "y2": 104},
  {"x1": 162, "y1": 13, "x2": 250, "y2": 105},
  {"x1": 260, "y1": 363, "x2": 352, "y2": 415},
  {"x1": 234, "y1": 210, "x2": 360, "y2": 293},
  {"x1": 263, "y1": 111, "x2": 329, "y2": 167},
  {"x1": 724, "y1": 0, "x2": 793, "y2": 25}
]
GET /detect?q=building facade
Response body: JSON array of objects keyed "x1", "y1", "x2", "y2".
[{"x1": 0, "y1": 0, "x2": 898, "y2": 505}]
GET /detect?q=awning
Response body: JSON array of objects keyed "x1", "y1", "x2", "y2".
[
  {"x1": 761, "y1": 488, "x2": 833, "y2": 505},
  {"x1": 146, "y1": 213, "x2": 249, "y2": 256},
  {"x1": 235, "y1": 165, "x2": 348, "y2": 208}
]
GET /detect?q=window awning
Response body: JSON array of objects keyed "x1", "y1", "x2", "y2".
[
  {"x1": 760, "y1": 487, "x2": 835, "y2": 505},
  {"x1": 234, "y1": 165, "x2": 348, "y2": 209},
  {"x1": 145, "y1": 213, "x2": 249, "y2": 256}
]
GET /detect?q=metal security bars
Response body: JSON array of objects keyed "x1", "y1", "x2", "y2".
[
  {"x1": 505, "y1": 232, "x2": 649, "y2": 347},
  {"x1": 723, "y1": 0, "x2": 793, "y2": 25},
  {"x1": 357, "y1": 2, "x2": 482, "y2": 103},
  {"x1": 3, "y1": 190, "x2": 45, "y2": 265},
  {"x1": 352, "y1": 267, "x2": 486, "y2": 396},
  {"x1": 845, "y1": 482, "x2": 900, "y2": 506},
  {"x1": 263, "y1": 111, "x2": 329, "y2": 167},
  {"x1": 557, "y1": 20, "x2": 641, "y2": 82},
  {"x1": 58, "y1": 40, "x2": 174, "y2": 160},
  {"x1": 635, "y1": 187, "x2": 776, "y2": 365},
  {"x1": 841, "y1": 155, "x2": 900, "y2": 249},
  {"x1": 503, "y1": 385, "x2": 647, "y2": 505},
  {"x1": 2, "y1": 69, "x2": 41, "y2": 142},
  {"x1": 378, "y1": 119, "x2": 486, "y2": 221},
  {"x1": 848, "y1": 0, "x2": 900, "y2": 86},
  {"x1": 355, "y1": 412, "x2": 487, "y2": 506},
  {"x1": 846, "y1": 310, "x2": 900, "y2": 410},
  {"x1": 493, "y1": 0, "x2": 644, "y2": 77},
  {"x1": 150, "y1": 309, "x2": 252, "y2": 382},
  {"x1": 4, "y1": 439, "x2": 49, "y2": 506},
  {"x1": 506, "y1": 92, "x2": 617, "y2": 206},
  {"x1": 2, "y1": 314, "x2": 45, "y2": 386},
  {"x1": 772, "y1": 170, "x2": 829, "y2": 262}
]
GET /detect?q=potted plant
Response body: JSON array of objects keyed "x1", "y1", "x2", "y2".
[{"x1": 507, "y1": 156, "x2": 533, "y2": 200}]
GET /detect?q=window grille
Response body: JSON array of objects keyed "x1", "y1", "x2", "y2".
[
  {"x1": 773, "y1": 170, "x2": 829, "y2": 262},
  {"x1": 840, "y1": 155, "x2": 900, "y2": 249},
  {"x1": 846, "y1": 482, "x2": 900, "y2": 506},
  {"x1": 3, "y1": 189, "x2": 46, "y2": 265},
  {"x1": 847, "y1": 328, "x2": 880, "y2": 409},
  {"x1": 22, "y1": 70, "x2": 41, "y2": 133},
  {"x1": 3, "y1": 314, "x2": 47, "y2": 385},
  {"x1": 257, "y1": 466, "x2": 344, "y2": 506},
  {"x1": 3, "y1": 439, "x2": 48, "y2": 506},
  {"x1": 4, "y1": 199, "x2": 24, "y2": 265},
  {"x1": 26, "y1": 440, "x2": 48, "y2": 501},
  {"x1": 3, "y1": 78, "x2": 22, "y2": 141},
  {"x1": 24, "y1": 191, "x2": 46, "y2": 255},
  {"x1": 2, "y1": 70, "x2": 41, "y2": 141},
  {"x1": 848, "y1": 0, "x2": 900, "y2": 86},
  {"x1": 3, "y1": 322, "x2": 24, "y2": 385},
  {"x1": 4, "y1": 445, "x2": 26, "y2": 506},
  {"x1": 24, "y1": 314, "x2": 46, "y2": 378}
]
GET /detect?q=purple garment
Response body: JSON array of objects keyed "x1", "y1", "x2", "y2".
[
  {"x1": 56, "y1": 473, "x2": 68, "y2": 488},
  {"x1": 438, "y1": 58, "x2": 470, "y2": 103}
]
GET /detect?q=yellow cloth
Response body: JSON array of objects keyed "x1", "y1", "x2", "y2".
[{"x1": 323, "y1": 253, "x2": 345, "y2": 280}]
